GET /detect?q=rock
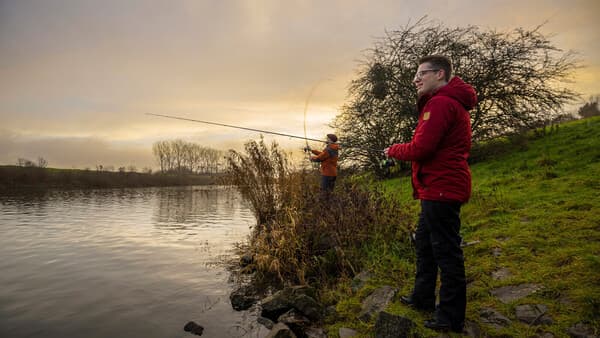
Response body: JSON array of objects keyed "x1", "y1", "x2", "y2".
[
  {"x1": 304, "y1": 327, "x2": 327, "y2": 338},
  {"x1": 291, "y1": 293, "x2": 322, "y2": 321},
  {"x1": 351, "y1": 271, "x2": 374, "y2": 292},
  {"x1": 374, "y1": 311, "x2": 416, "y2": 338},
  {"x1": 230, "y1": 284, "x2": 260, "y2": 310},
  {"x1": 258, "y1": 316, "x2": 275, "y2": 330},
  {"x1": 567, "y1": 322, "x2": 598, "y2": 338},
  {"x1": 339, "y1": 327, "x2": 358, "y2": 337},
  {"x1": 490, "y1": 283, "x2": 542, "y2": 303},
  {"x1": 266, "y1": 323, "x2": 297, "y2": 338},
  {"x1": 480, "y1": 307, "x2": 512, "y2": 329},
  {"x1": 358, "y1": 286, "x2": 397, "y2": 322},
  {"x1": 289, "y1": 285, "x2": 317, "y2": 299},
  {"x1": 240, "y1": 253, "x2": 254, "y2": 267},
  {"x1": 278, "y1": 309, "x2": 311, "y2": 326},
  {"x1": 464, "y1": 320, "x2": 482, "y2": 337},
  {"x1": 492, "y1": 267, "x2": 512, "y2": 280},
  {"x1": 515, "y1": 304, "x2": 553, "y2": 325},
  {"x1": 183, "y1": 321, "x2": 204, "y2": 336},
  {"x1": 261, "y1": 285, "x2": 322, "y2": 322},
  {"x1": 261, "y1": 292, "x2": 294, "y2": 320},
  {"x1": 324, "y1": 305, "x2": 338, "y2": 319},
  {"x1": 535, "y1": 332, "x2": 555, "y2": 338}
]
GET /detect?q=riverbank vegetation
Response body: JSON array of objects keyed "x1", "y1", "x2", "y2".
[
  {"x1": 225, "y1": 137, "x2": 414, "y2": 286},
  {"x1": 226, "y1": 116, "x2": 599, "y2": 337},
  {"x1": 0, "y1": 165, "x2": 220, "y2": 190}
]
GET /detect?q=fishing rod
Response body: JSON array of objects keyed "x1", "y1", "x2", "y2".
[
  {"x1": 146, "y1": 113, "x2": 328, "y2": 143},
  {"x1": 146, "y1": 113, "x2": 385, "y2": 153}
]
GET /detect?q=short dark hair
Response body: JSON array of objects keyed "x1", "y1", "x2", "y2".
[{"x1": 418, "y1": 55, "x2": 452, "y2": 82}]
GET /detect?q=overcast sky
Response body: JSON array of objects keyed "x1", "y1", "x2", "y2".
[{"x1": 1, "y1": 0, "x2": 598, "y2": 169}]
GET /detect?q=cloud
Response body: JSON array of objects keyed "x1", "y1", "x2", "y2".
[
  {"x1": 0, "y1": 131, "x2": 155, "y2": 169},
  {"x1": 1, "y1": 0, "x2": 598, "y2": 168}
]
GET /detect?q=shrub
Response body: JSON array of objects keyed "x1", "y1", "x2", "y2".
[{"x1": 225, "y1": 138, "x2": 413, "y2": 285}]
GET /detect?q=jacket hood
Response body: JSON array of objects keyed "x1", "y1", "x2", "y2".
[
  {"x1": 435, "y1": 76, "x2": 478, "y2": 110},
  {"x1": 328, "y1": 143, "x2": 341, "y2": 150}
]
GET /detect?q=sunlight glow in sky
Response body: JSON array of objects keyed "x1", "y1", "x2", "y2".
[{"x1": 1, "y1": 0, "x2": 598, "y2": 169}]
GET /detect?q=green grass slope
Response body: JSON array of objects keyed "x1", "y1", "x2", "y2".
[{"x1": 326, "y1": 117, "x2": 600, "y2": 337}]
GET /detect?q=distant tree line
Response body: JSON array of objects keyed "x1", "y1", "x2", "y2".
[
  {"x1": 333, "y1": 18, "x2": 581, "y2": 175},
  {"x1": 578, "y1": 96, "x2": 600, "y2": 118},
  {"x1": 152, "y1": 139, "x2": 224, "y2": 174},
  {"x1": 17, "y1": 157, "x2": 47, "y2": 168}
]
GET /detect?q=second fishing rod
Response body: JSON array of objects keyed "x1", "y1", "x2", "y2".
[{"x1": 146, "y1": 113, "x2": 385, "y2": 153}]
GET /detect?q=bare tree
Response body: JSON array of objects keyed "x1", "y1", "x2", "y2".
[
  {"x1": 152, "y1": 140, "x2": 172, "y2": 173},
  {"x1": 333, "y1": 19, "x2": 580, "y2": 174},
  {"x1": 37, "y1": 157, "x2": 48, "y2": 168},
  {"x1": 17, "y1": 158, "x2": 35, "y2": 167},
  {"x1": 152, "y1": 139, "x2": 225, "y2": 174}
]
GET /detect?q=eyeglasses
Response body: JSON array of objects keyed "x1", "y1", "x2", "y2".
[{"x1": 414, "y1": 69, "x2": 440, "y2": 80}]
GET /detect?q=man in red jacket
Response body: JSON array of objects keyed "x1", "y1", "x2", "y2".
[{"x1": 384, "y1": 55, "x2": 477, "y2": 333}]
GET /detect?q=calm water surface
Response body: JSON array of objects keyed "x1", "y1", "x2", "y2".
[{"x1": 0, "y1": 186, "x2": 268, "y2": 338}]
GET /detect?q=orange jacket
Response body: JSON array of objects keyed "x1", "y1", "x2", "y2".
[{"x1": 311, "y1": 143, "x2": 340, "y2": 177}]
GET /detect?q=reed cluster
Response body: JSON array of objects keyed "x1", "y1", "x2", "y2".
[{"x1": 225, "y1": 137, "x2": 413, "y2": 286}]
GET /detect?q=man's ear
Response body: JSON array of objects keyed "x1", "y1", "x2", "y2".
[{"x1": 437, "y1": 69, "x2": 446, "y2": 81}]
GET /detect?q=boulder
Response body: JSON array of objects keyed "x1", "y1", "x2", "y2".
[
  {"x1": 515, "y1": 304, "x2": 553, "y2": 325},
  {"x1": 291, "y1": 293, "x2": 322, "y2": 321},
  {"x1": 480, "y1": 307, "x2": 512, "y2": 329},
  {"x1": 261, "y1": 285, "x2": 322, "y2": 322},
  {"x1": 258, "y1": 316, "x2": 275, "y2": 330},
  {"x1": 265, "y1": 323, "x2": 297, "y2": 338},
  {"x1": 490, "y1": 283, "x2": 542, "y2": 303},
  {"x1": 567, "y1": 322, "x2": 598, "y2": 338},
  {"x1": 463, "y1": 320, "x2": 482, "y2": 338},
  {"x1": 351, "y1": 271, "x2": 374, "y2": 292},
  {"x1": 374, "y1": 311, "x2": 416, "y2": 338},
  {"x1": 230, "y1": 284, "x2": 260, "y2": 311},
  {"x1": 492, "y1": 267, "x2": 512, "y2": 281},
  {"x1": 278, "y1": 309, "x2": 310, "y2": 326},
  {"x1": 358, "y1": 285, "x2": 397, "y2": 322},
  {"x1": 304, "y1": 327, "x2": 327, "y2": 338},
  {"x1": 240, "y1": 253, "x2": 254, "y2": 267},
  {"x1": 183, "y1": 321, "x2": 204, "y2": 336},
  {"x1": 339, "y1": 327, "x2": 358, "y2": 337}
]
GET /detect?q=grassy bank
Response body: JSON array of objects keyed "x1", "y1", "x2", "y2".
[
  {"x1": 0, "y1": 166, "x2": 221, "y2": 190},
  {"x1": 324, "y1": 117, "x2": 600, "y2": 336}
]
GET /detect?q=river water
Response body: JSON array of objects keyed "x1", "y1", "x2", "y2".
[{"x1": 0, "y1": 186, "x2": 268, "y2": 338}]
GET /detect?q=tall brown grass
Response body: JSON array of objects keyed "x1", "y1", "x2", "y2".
[{"x1": 225, "y1": 138, "x2": 413, "y2": 286}]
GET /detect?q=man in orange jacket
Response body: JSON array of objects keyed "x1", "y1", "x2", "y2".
[{"x1": 307, "y1": 133, "x2": 340, "y2": 195}]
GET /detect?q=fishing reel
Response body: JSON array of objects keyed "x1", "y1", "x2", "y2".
[{"x1": 379, "y1": 158, "x2": 396, "y2": 168}]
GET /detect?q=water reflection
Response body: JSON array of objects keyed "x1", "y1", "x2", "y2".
[
  {"x1": 0, "y1": 186, "x2": 264, "y2": 338},
  {"x1": 154, "y1": 186, "x2": 245, "y2": 228}
]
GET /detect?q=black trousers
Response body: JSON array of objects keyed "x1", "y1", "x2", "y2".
[{"x1": 412, "y1": 200, "x2": 466, "y2": 330}]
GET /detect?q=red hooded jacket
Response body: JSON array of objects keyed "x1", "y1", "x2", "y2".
[{"x1": 387, "y1": 77, "x2": 477, "y2": 203}]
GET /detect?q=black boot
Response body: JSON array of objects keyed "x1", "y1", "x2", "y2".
[
  {"x1": 399, "y1": 295, "x2": 435, "y2": 312},
  {"x1": 424, "y1": 319, "x2": 463, "y2": 333}
]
